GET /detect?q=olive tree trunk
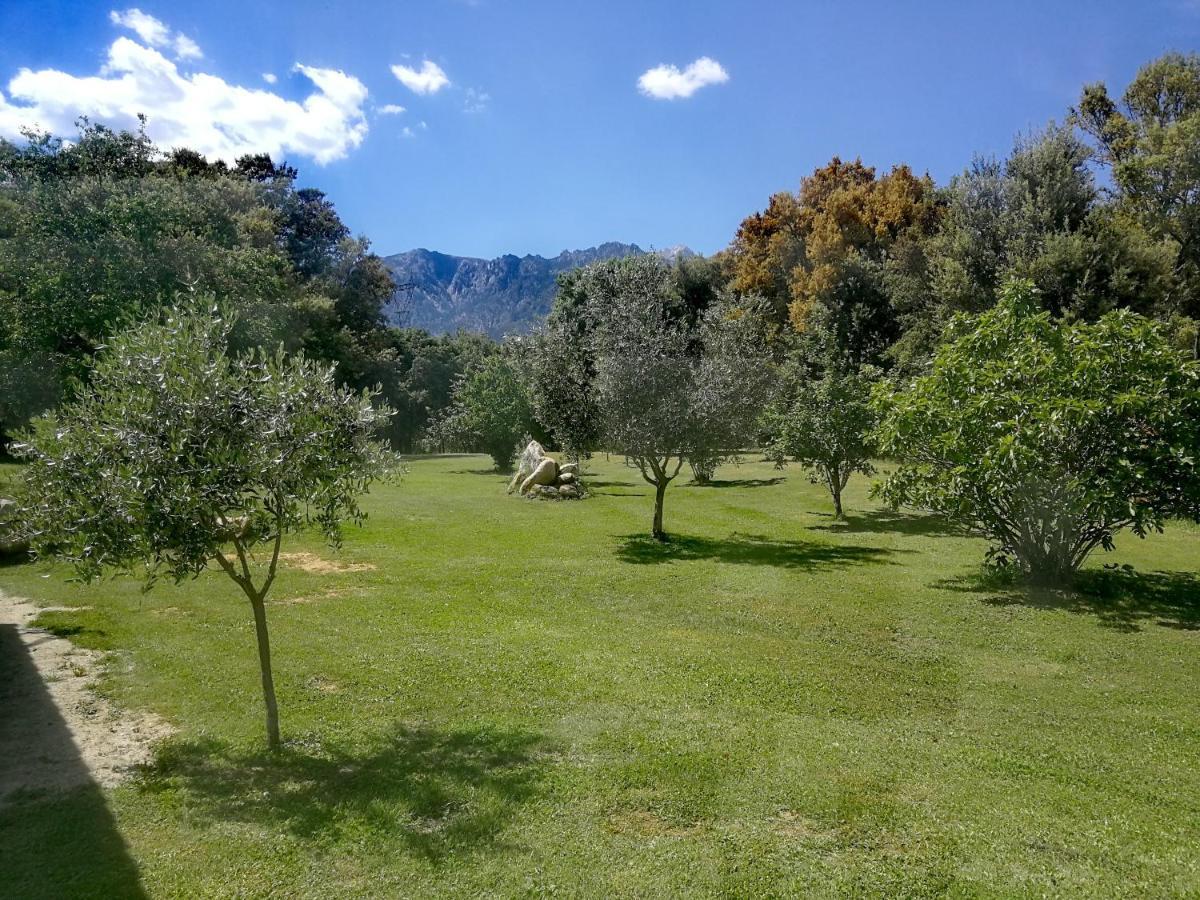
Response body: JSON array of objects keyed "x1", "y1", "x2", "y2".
[
  {"x1": 652, "y1": 480, "x2": 668, "y2": 540},
  {"x1": 635, "y1": 455, "x2": 684, "y2": 542},
  {"x1": 249, "y1": 594, "x2": 281, "y2": 749},
  {"x1": 216, "y1": 531, "x2": 285, "y2": 750}
]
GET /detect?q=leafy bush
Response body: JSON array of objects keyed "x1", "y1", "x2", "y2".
[
  {"x1": 874, "y1": 279, "x2": 1200, "y2": 582},
  {"x1": 766, "y1": 366, "x2": 878, "y2": 519},
  {"x1": 436, "y1": 353, "x2": 535, "y2": 471}
]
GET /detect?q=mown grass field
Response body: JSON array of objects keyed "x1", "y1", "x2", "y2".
[{"x1": 1, "y1": 454, "x2": 1198, "y2": 898}]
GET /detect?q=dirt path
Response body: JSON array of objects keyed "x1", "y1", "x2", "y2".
[{"x1": 0, "y1": 592, "x2": 173, "y2": 804}]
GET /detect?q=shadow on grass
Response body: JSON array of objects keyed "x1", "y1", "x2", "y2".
[
  {"x1": 687, "y1": 478, "x2": 785, "y2": 489},
  {"x1": 138, "y1": 723, "x2": 547, "y2": 864},
  {"x1": 0, "y1": 623, "x2": 147, "y2": 899},
  {"x1": 0, "y1": 550, "x2": 33, "y2": 569},
  {"x1": 811, "y1": 508, "x2": 968, "y2": 538},
  {"x1": 401, "y1": 453, "x2": 484, "y2": 460},
  {"x1": 588, "y1": 479, "x2": 644, "y2": 497},
  {"x1": 615, "y1": 532, "x2": 897, "y2": 570},
  {"x1": 938, "y1": 566, "x2": 1200, "y2": 633},
  {"x1": 449, "y1": 468, "x2": 508, "y2": 477}
]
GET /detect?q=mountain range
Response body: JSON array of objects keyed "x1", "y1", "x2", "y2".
[{"x1": 382, "y1": 242, "x2": 694, "y2": 338}]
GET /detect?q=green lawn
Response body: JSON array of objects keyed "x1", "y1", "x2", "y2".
[{"x1": 1, "y1": 454, "x2": 1198, "y2": 898}]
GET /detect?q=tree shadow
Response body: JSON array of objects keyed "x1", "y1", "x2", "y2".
[
  {"x1": 448, "y1": 468, "x2": 507, "y2": 477},
  {"x1": 0, "y1": 623, "x2": 148, "y2": 899},
  {"x1": 811, "y1": 508, "x2": 968, "y2": 538},
  {"x1": 401, "y1": 453, "x2": 483, "y2": 460},
  {"x1": 615, "y1": 532, "x2": 897, "y2": 570},
  {"x1": 937, "y1": 566, "x2": 1200, "y2": 633},
  {"x1": 687, "y1": 478, "x2": 785, "y2": 489},
  {"x1": 587, "y1": 479, "x2": 643, "y2": 497},
  {"x1": 137, "y1": 722, "x2": 548, "y2": 864}
]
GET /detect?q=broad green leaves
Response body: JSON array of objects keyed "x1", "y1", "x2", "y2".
[{"x1": 875, "y1": 280, "x2": 1200, "y2": 581}]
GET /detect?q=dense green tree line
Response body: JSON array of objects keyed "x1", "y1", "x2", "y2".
[
  {"x1": 724, "y1": 53, "x2": 1200, "y2": 375},
  {"x1": 0, "y1": 119, "x2": 493, "y2": 452}
]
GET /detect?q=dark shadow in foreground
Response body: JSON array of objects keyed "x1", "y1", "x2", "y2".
[
  {"x1": 616, "y1": 532, "x2": 897, "y2": 570},
  {"x1": 810, "y1": 508, "x2": 969, "y2": 538},
  {"x1": 0, "y1": 623, "x2": 148, "y2": 899},
  {"x1": 138, "y1": 723, "x2": 547, "y2": 864},
  {"x1": 938, "y1": 566, "x2": 1200, "y2": 633}
]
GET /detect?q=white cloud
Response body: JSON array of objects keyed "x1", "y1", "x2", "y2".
[
  {"x1": 110, "y1": 8, "x2": 202, "y2": 62},
  {"x1": 462, "y1": 87, "x2": 489, "y2": 113},
  {"x1": 0, "y1": 36, "x2": 369, "y2": 165},
  {"x1": 173, "y1": 34, "x2": 202, "y2": 61},
  {"x1": 109, "y1": 8, "x2": 169, "y2": 46},
  {"x1": 400, "y1": 120, "x2": 428, "y2": 139},
  {"x1": 391, "y1": 60, "x2": 450, "y2": 95},
  {"x1": 378, "y1": 103, "x2": 405, "y2": 115},
  {"x1": 637, "y1": 56, "x2": 728, "y2": 100}
]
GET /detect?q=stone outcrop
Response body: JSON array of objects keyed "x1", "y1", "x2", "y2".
[
  {"x1": 506, "y1": 441, "x2": 587, "y2": 500},
  {"x1": 523, "y1": 457, "x2": 559, "y2": 493}
]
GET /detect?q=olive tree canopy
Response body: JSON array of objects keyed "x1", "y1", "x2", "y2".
[
  {"x1": 16, "y1": 304, "x2": 394, "y2": 747},
  {"x1": 583, "y1": 256, "x2": 771, "y2": 539}
]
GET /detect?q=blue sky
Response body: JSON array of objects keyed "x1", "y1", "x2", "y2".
[{"x1": 1, "y1": 1, "x2": 1197, "y2": 259}]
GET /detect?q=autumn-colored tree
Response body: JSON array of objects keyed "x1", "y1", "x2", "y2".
[
  {"x1": 727, "y1": 158, "x2": 940, "y2": 367},
  {"x1": 790, "y1": 160, "x2": 940, "y2": 333},
  {"x1": 728, "y1": 191, "x2": 804, "y2": 324}
]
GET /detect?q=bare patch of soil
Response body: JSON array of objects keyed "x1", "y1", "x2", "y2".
[
  {"x1": 278, "y1": 552, "x2": 377, "y2": 575},
  {"x1": 273, "y1": 587, "x2": 357, "y2": 606},
  {"x1": 0, "y1": 593, "x2": 173, "y2": 804}
]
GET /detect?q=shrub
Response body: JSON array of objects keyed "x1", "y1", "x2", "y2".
[{"x1": 874, "y1": 280, "x2": 1200, "y2": 582}]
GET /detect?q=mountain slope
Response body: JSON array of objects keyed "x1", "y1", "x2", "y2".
[{"x1": 383, "y1": 242, "x2": 693, "y2": 337}]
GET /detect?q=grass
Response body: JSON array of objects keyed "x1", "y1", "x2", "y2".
[{"x1": 1, "y1": 454, "x2": 1198, "y2": 897}]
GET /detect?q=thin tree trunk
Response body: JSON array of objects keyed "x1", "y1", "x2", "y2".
[
  {"x1": 216, "y1": 529, "x2": 285, "y2": 751},
  {"x1": 249, "y1": 594, "x2": 281, "y2": 750},
  {"x1": 652, "y1": 480, "x2": 667, "y2": 541},
  {"x1": 826, "y1": 465, "x2": 845, "y2": 520}
]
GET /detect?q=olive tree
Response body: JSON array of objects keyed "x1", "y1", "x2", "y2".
[
  {"x1": 16, "y1": 305, "x2": 393, "y2": 748},
  {"x1": 766, "y1": 366, "x2": 878, "y2": 519},
  {"x1": 585, "y1": 256, "x2": 770, "y2": 539},
  {"x1": 874, "y1": 280, "x2": 1200, "y2": 582}
]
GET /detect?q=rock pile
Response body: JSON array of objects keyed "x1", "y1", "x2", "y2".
[{"x1": 506, "y1": 440, "x2": 586, "y2": 500}]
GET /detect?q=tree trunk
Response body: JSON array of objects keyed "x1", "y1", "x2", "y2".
[
  {"x1": 826, "y1": 465, "x2": 846, "y2": 520},
  {"x1": 249, "y1": 595, "x2": 281, "y2": 750},
  {"x1": 652, "y1": 480, "x2": 668, "y2": 541}
]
